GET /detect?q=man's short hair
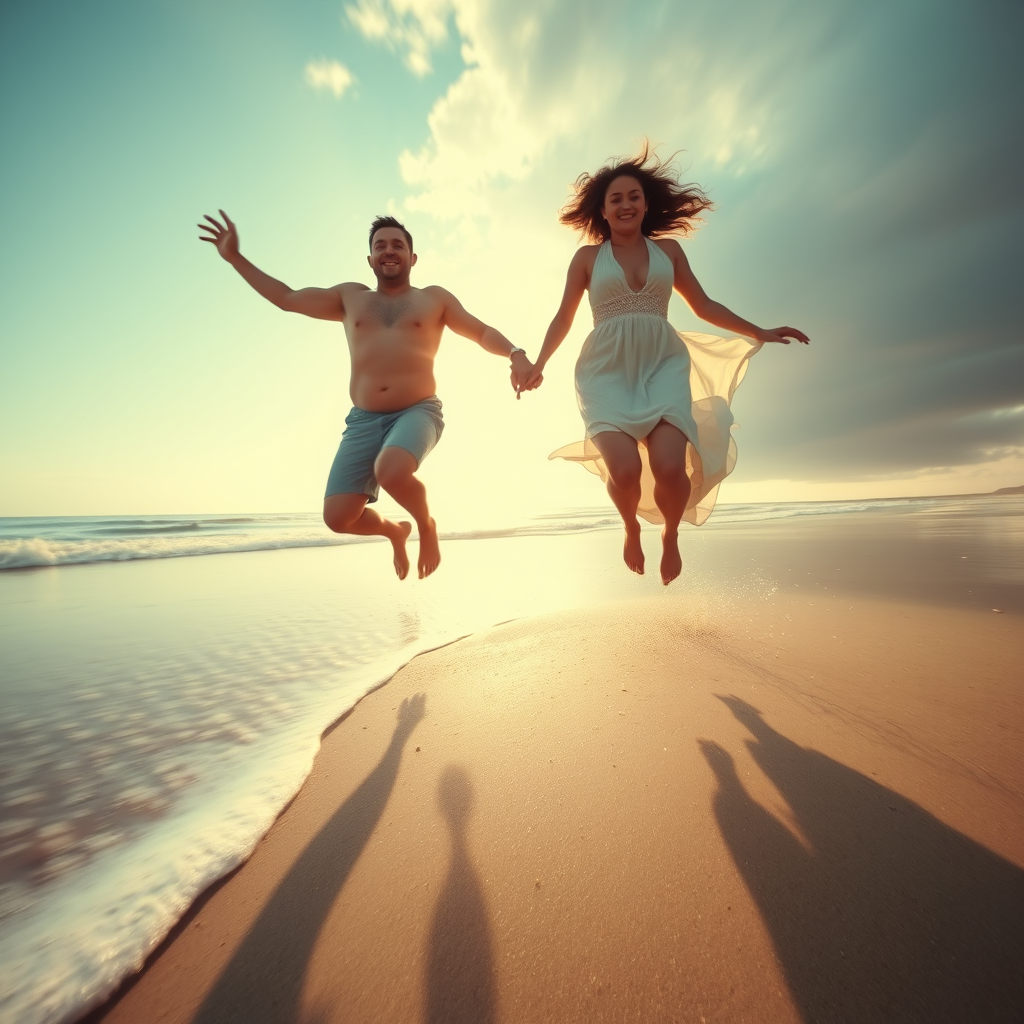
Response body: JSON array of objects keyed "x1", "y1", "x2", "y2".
[{"x1": 368, "y1": 215, "x2": 413, "y2": 252}]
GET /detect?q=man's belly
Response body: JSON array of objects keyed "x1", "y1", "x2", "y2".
[{"x1": 350, "y1": 371, "x2": 438, "y2": 413}]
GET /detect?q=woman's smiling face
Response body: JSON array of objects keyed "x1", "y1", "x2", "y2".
[{"x1": 601, "y1": 175, "x2": 647, "y2": 231}]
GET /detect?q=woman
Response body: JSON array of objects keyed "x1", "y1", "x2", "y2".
[{"x1": 521, "y1": 146, "x2": 808, "y2": 585}]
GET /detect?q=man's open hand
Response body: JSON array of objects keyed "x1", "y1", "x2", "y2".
[{"x1": 198, "y1": 210, "x2": 239, "y2": 262}]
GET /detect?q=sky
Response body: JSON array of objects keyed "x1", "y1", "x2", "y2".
[{"x1": 1, "y1": 0, "x2": 1022, "y2": 518}]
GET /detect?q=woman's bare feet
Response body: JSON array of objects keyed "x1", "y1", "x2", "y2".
[
  {"x1": 417, "y1": 518, "x2": 441, "y2": 578},
  {"x1": 660, "y1": 526, "x2": 682, "y2": 585},
  {"x1": 623, "y1": 525, "x2": 645, "y2": 575}
]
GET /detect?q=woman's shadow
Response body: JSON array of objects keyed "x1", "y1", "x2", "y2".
[
  {"x1": 700, "y1": 696, "x2": 1024, "y2": 1023},
  {"x1": 425, "y1": 765, "x2": 497, "y2": 1024}
]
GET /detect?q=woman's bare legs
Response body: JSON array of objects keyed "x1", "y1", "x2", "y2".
[
  {"x1": 646, "y1": 420, "x2": 692, "y2": 585},
  {"x1": 590, "y1": 430, "x2": 645, "y2": 574}
]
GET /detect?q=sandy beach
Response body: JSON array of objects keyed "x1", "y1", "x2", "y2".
[{"x1": 84, "y1": 580, "x2": 1023, "y2": 1023}]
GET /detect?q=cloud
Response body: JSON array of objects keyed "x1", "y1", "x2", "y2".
[
  {"x1": 305, "y1": 58, "x2": 355, "y2": 98},
  {"x1": 345, "y1": 0, "x2": 452, "y2": 76},
  {"x1": 349, "y1": 0, "x2": 840, "y2": 223}
]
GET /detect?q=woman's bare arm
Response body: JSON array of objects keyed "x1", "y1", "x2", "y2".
[
  {"x1": 523, "y1": 247, "x2": 595, "y2": 390},
  {"x1": 661, "y1": 239, "x2": 808, "y2": 345}
]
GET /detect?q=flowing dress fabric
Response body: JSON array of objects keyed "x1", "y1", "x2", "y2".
[{"x1": 549, "y1": 238, "x2": 762, "y2": 525}]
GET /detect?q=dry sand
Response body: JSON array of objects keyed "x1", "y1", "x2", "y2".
[{"x1": 86, "y1": 591, "x2": 1023, "y2": 1024}]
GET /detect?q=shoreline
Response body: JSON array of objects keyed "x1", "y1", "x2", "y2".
[
  {"x1": 4, "y1": 491, "x2": 1021, "y2": 577},
  {"x1": 82, "y1": 588, "x2": 1024, "y2": 1024},
  {"x1": 4, "y1": 624, "x2": 484, "y2": 1024}
]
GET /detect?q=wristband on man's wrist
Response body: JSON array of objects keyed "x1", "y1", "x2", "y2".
[{"x1": 509, "y1": 346, "x2": 526, "y2": 359}]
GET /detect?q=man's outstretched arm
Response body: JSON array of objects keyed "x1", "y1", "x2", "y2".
[
  {"x1": 199, "y1": 211, "x2": 345, "y2": 322},
  {"x1": 436, "y1": 288, "x2": 533, "y2": 397}
]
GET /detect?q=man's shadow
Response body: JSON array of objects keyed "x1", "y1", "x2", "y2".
[
  {"x1": 191, "y1": 693, "x2": 426, "y2": 1024},
  {"x1": 699, "y1": 696, "x2": 1024, "y2": 1023},
  {"x1": 425, "y1": 764, "x2": 497, "y2": 1024}
]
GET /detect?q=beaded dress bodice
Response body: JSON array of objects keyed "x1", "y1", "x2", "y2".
[{"x1": 590, "y1": 237, "x2": 673, "y2": 326}]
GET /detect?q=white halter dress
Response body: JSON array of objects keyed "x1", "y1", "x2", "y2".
[{"x1": 549, "y1": 238, "x2": 761, "y2": 525}]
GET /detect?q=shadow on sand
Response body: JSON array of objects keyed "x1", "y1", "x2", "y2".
[
  {"x1": 190, "y1": 693, "x2": 426, "y2": 1024},
  {"x1": 425, "y1": 764, "x2": 497, "y2": 1024},
  {"x1": 699, "y1": 695, "x2": 1024, "y2": 1023}
]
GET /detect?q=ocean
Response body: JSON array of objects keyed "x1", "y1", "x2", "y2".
[{"x1": 1, "y1": 495, "x2": 1021, "y2": 1024}]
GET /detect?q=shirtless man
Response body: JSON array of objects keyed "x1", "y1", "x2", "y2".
[{"x1": 199, "y1": 211, "x2": 532, "y2": 579}]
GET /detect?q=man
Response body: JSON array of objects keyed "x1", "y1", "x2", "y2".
[{"x1": 199, "y1": 210, "x2": 532, "y2": 579}]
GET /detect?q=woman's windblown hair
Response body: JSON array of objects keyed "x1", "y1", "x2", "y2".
[{"x1": 559, "y1": 142, "x2": 713, "y2": 242}]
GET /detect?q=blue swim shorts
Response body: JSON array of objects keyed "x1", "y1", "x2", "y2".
[{"x1": 324, "y1": 396, "x2": 444, "y2": 501}]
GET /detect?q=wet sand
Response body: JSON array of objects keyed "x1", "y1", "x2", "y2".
[{"x1": 85, "y1": 583, "x2": 1024, "y2": 1023}]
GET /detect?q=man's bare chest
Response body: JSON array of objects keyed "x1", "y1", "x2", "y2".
[{"x1": 349, "y1": 291, "x2": 441, "y2": 332}]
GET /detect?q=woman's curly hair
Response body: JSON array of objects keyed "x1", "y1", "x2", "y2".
[{"x1": 559, "y1": 142, "x2": 713, "y2": 243}]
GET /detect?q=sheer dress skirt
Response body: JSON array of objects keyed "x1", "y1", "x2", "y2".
[{"x1": 550, "y1": 311, "x2": 760, "y2": 526}]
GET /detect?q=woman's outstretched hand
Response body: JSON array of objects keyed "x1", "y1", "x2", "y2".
[
  {"x1": 198, "y1": 210, "x2": 239, "y2": 262},
  {"x1": 756, "y1": 326, "x2": 810, "y2": 345}
]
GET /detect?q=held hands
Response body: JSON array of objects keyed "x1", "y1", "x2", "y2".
[
  {"x1": 198, "y1": 210, "x2": 240, "y2": 262},
  {"x1": 510, "y1": 350, "x2": 541, "y2": 400},
  {"x1": 755, "y1": 326, "x2": 810, "y2": 345},
  {"x1": 515, "y1": 358, "x2": 545, "y2": 397}
]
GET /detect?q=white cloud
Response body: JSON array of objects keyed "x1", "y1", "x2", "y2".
[
  {"x1": 304, "y1": 58, "x2": 355, "y2": 98},
  {"x1": 345, "y1": 0, "x2": 453, "y2": 76},
  {"x1": 347, "y1": 0, "x2": 796, "y2": 228}
]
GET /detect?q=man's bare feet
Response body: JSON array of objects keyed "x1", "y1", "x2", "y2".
[
  {"x1": 660, "y1": 526, "x2": 682, "y2": 585},
  {"x1": 623, "y1": 525, "x2": 645, "y2": 575},
  {"x1": 417, "y1": 518, "x2": 441, "y2": 579},
  {"x1": 387, "y1": 520, "x2": 413, "y2": 579}
]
